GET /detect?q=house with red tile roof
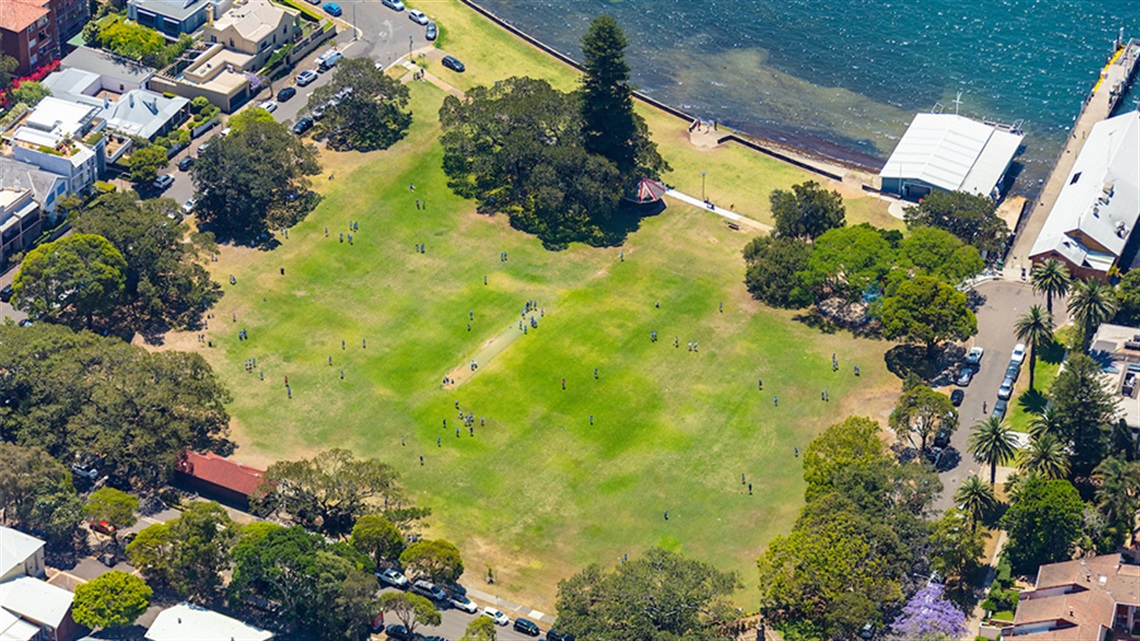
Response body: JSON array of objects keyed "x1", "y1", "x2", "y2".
[
  {"x1": 174, "y1": 451, "x2": 266, "y2": 509},
  {"x1": 1001, "y1": 554, "x2": 1140, "y2": 640}
]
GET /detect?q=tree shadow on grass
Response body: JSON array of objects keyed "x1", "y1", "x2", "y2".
[
  {"x1": 595, "y1": 199, "x2": 666, "y2": 248},
  {"x1": 885, "y1": 344, "x2": 963, "y2": 386},
  {"x1": 1016, "y1": 388, "x2": 1048, "y2": 415},
  {"x1": 791, "y1": 309, "x2": 839, "y2": 335}
]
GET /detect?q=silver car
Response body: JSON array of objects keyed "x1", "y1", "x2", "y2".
[{"x1": 997, "y1": 375, "x2": 1014, "y2": 400}]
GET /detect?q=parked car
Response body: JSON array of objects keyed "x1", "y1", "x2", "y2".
[
  {"x1": 934, "y1": 427, "x2": 952, "y2": 448},
  {"x1": 992, "y1": 398, "x2": 1009, "y2": 420},
  {"x1": 219, "y1": 127, "x2": 232, "y2": 137},
  {"x1": 292, "y1": 116, "x2": 314, "y2": 135},
  {"x1": 376, "y1": 568, "x2": 409, "y2": 589},
  {"x1": 408, "y1": 9, "x2": 428, "y2": 24},
  {"x1": 956, "y1": 367, "x2": 974, "y2": 387},
  {"x1": 547, "y1": 630, "x2": 575, "y2": 641},
  {"x1": 0, "y1": 284, "x2": 12, "y2": 302},
  {"x1": 859, "y1": 622, "x2": 876, "y2": 640},
  {"x1": 1011, "y1": 342, "x2": 1026, "y2": 365},
  {"x1": 425, "y1": 22, "x2": 437, "y2": 40},
  {"x1": 1005, "y1": 362, "x2": 1020, "y2": 382},
  {"x1": 449, "y1": 592, "x2": 477, "y2": 613},
  {"x1": 153, "y1": 173, "x2": 175, "y2": 190},
  {"x1": 296, "y1": 69, "x2": 319, "y2": 86},
  {"x1": 71, "y1": 462, "x2": 99, "y2": 480},
  {"x1": 277, "y1": 86, "x2": 297, "y2": 102},
  {"x1": 514, "y1": 617, "x2": 541, "y2": 636},
  {"x1": 90, "y1": 520, "x2": 116, "y2": 535},
  {"x1": 322, "y1": 2, "x2": 342, "y2": 16},
  {"x1": 198, "y1": 141, "x2": 211, "y2": 153},
  {"x1": 411, "y1": 580, "x2": 447, "y2": 601},
  {"x1": 997, "y1": 375, "x2": 1014, "y2": 400},
  {"x1": 949, "y1": 389, "x2": 964, "y2": 407},
  {"x1": 964, "y1": 346, "x2": 985, "y2": 366},
  {"x1": 182, "y1": 198, "x2": 196, "y2": 215},
  {"x1": 441, "y1": 55, "x2": 465, "y2": 72},
  {"x1": 105, "y1": 474, "x2": 131, "y2": 491},
  {"x1": 481, "y1": 607, "x2": 509, "y2": 626},
  {"x1": 382, "y1": 0, "x2": 405, "y2": 10},
  {"x1": 924, "y1": 446, "x2": 943, "y2": 465},
  {"x1": 385, "y1": 625, "x2": 411, "y2": 641},
  {"x1": 177, "y1": 155, "x2": 194, "y2": 171},
  {"x1": 311, "y1": 105, "x2": 326, "y2": 120},
  {"x1": 258, "y1": 99, "x2": 277, "y2": 113},
  {"x1": 316, "y1": 49, "x2": 344, "y2": 70}
]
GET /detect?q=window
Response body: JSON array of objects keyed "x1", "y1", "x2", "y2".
[{"x1": 1071, "y1": 172, "x2": 1082, "y2": 185}]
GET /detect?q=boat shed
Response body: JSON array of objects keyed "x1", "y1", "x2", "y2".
[{"x1": 879, "y1": 113, "x2": 1024, "y2": 200}]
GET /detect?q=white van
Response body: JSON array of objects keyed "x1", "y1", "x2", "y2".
[{"x1": 316, "y1": 49, "x2": 343, "y2": 70}]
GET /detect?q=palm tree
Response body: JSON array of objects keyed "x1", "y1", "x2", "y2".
[
  {"x1": 1028, "y1": 406, "x2": 1063, "y2": 441},
  {"x1": 954, "y1": 474, "x2": 995, "y2": 531},
  {"x1": 1004, "y1": 469, "x2": 1044, "y2": 503},
  {"x1": 1093, "y1": 457, "x2": 1140, "y2": 534},
  {"x1": 969, "y1": 416, "x2": 1019, "y2": 486},
  {"x1": 1068, "y1": 279, "x2": 1117, "y2": 352},
  {"x1": 1014, "y1": 305, "x2": 1054, "y2": 391},
  {"x1": 1031, "y1": 259, "x2": 1071, "y2": 315},
  {"x1": 1018, "y1": 434, "x2": 1070, "y2": 480}
]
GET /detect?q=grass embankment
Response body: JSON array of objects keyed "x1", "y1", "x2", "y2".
[{"x1": 1007, "y1": 339, "x2": 1066, "y2": 433}]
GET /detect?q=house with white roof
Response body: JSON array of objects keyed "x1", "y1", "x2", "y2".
[
  {"x1": 145, "y1": 603, "x2": 273, "y2": 641},
  {"x1": 2, "y1": 96, "x2": 108, "y2": 194},
  {"x1": 0, "y1": 576, "x2": 81, "y2": 641},
  {"x1": 1029, "y1": 110, "x2": 1140, "y2": 281},
  {"x1": 43, "y1": 67, "x2": 190, "y2": 142},
  {"x1": 879, "y1": 112, "x2": 1024, "y2": 201},
  {"x1": 0, "y1": 526, "x2": 46, "y2": 583}
]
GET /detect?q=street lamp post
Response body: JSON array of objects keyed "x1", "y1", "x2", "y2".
[{"x1": 701, "y1": 171, "x2": 707, "y2": 202}]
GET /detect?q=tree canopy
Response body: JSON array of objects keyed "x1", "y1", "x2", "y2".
[
  {"x1": 84, "y1": 487, "x2": 138, "y2": 532},
  {"x1": 307, "y1": 57, "x2": 412, "y2": 151},
  {"x1": 555, "y1": 547, "x2": 739, "y2": 640},
  {"x1": 742, "y1": 234, "x2": 813, "y2": 309},
  {"x1": 889, "y1": 383, "x2": 957, "y2": 452},
  {"x1": 888, "y1": 584, "x2": 967, "y2": 641},
  {"x1": 126, "y1": 501, "x2": 235, "y2": 598},
  {"x1": 126, "y1": 147, "x2": 169, "y2": 185},
  {"x1": 378, "y1": 592, "x2": 441, "y2": 636},
  {"x1": 350, "y1": 514, "x2": 405, "y2": 567},
  {"x1": 801, "y1": 224, "x2": 893, "y2": 302},
  {"x1": 190, "y1": 116, "x2": 320, "y2": 240},
  {"x1": 399, "y1": 539, "x2": 464, "y2": 585},
  {"x1": 0, "y1": 443, "x2": 83, "y2": 545},
  {"x1": 1001, "y1": 477, "x2": 1085, "y2": 572},
  {"x1": 72, "y1": 571, "x2": 152, "y2": 630},
  {"x1": 880, "y1": 276, "x2": 977, "y2": 355},
  {"x1": 903, "y1": 190, "x2": 1008, "y2": 253},
  {"x1": 1048, "y1": 353, "x2": 1118, "y2": 478},
  {"x1": 13, "y1": 233, "x2": 126, "y2": 330},
  {"x1": 771, "y1": 180, "x2": 846, "y2": 242}
]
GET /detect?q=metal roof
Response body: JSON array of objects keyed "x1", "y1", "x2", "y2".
[
  {"x1": 0, "y1": 577, "x2": 74, "y2": 629},
  {"x1": 0, "y1": 527, "x2": 44, "y2": 579},
  {"x1": 880, "y1": 113, "x2": 1024, "y2": 196},
  {"x1": 146, "y1": 603, "x2": 273, "y2": 641}
]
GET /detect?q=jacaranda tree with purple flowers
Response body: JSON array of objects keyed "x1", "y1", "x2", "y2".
[{"x1": 889, "y1": 584, "x2": 967, "y2": 641}]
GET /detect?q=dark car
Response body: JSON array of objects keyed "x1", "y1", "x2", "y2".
[
  {"x1": 956, "y1": 367, "x2": 974, "y2": 387},
  {"x1": 992, "y1": 398, "x2": 1009, "y2": 420},
  {"x1": 547, "y1": 630, "x2": 575, "y2": 641},
  {"x1": 934, "y1": 427, "x2": 952, "y2": 449},
  {"x1": 441, "y1": 55, "x2": 465, "y2": 72},
  {"x1": 385, "y1": 625, "x2": 410, "y2": 640},
  {"x1": 177, "y1": 155, "x2": 194, "y2": 171},
  {"x1": 277, "y1": 86, "x2": 297, "y2": 102},
  {"x1": 426, "y1": 22, "x2": 437, "y2": 40},
  {"x1": 292, "y1": 116, "x2": 314, "y2": 135},
  {"x1": 1005, "y1": 362, "x2": 1020, "y2": 382},
  {"x1": 0, "y1": 284, "x2": 12, "y2": 302},
  {"x1": 514, "y1": 618, "x2": 541, "y2": 636},
  {"x1": 949, "y1": 389, "x2": 964, "y2": 407}
]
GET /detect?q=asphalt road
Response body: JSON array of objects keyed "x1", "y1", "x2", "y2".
[
  {"x1": 376, "y1": 587, "x2": 547, "y2": 641},
  {"x1": 932, "y1": 279, "x2": 1059, "y2": 512}
]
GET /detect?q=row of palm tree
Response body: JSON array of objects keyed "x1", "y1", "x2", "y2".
[{"x1": 1030, "y1": 258, "x2": 1118, "y2": 353}]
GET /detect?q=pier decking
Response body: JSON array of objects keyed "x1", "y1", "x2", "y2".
[{"x1": 1010, "y1": 37, "x2": 1140, "y2": 271}]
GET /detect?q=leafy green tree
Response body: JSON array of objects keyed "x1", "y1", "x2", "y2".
[
  {"x1": 399, "y1": 539, "x2": 464, "y2": 585},
  {"x1": 928, "y1": 508, "x2": 986, "y2": 585},
  {"x1": 13, "y1": 233, "x2": 126, "y2": 330},
  {"x1": 440, "y1": 77, "x2": 623, "y2": 249},
  {"x1": 952, "y1": 474, "x2": 994, "y2": 532},
  {"x1": 84, "y1": 488, "x2": 138, "y2": 536},
  {"x1": 307, "y1": 57, "x2": 412, "y2": 152},
  {"x1": 1032, "y1": 259, "x2": 1071, "y2": 315},
  {"x1": 0, "y1": 443, "x2": 83, "y2": 544},
  {"x1": 72, "y1": 571, "x2": 152, "y2": 630},
  {"x1": 1018, "y1": 434, "x2": 1070, "y2": 480},
  {"x1": 125, "y1": 523, "x2": 173, "y2": 579},
  {"x1": 128, "y1": 501, "x2": 234, "y2": 597},
  {"x1": 1069, "y1": 279, "x2": 1117, "y2": 352},
  {"x1": 802, "y1": 416, "x2": 888, "y2": 499},
  {"x1": 126, "y1": 146, "x2": 169, "y2": 185},
  {"x1": 190, "y1": 116, "x2": 320, "y2": 240},
  {"x1": 801, "y1": 224, "x2": 893, "y2": 301},
  {"x1": 770, "y1": 181, "x2": 846, "y2": 242},
  {"x1": 889, "y1": 384, "x2": 957, "y2": 452},
  {"x1": 579, "y1": 15, "x2": 666, "y2": 186},
  {"x1": 557, "y1": 547, "x2": 739, "y2": 640},
  {"x1": 228, "y1": 106, "x2": 277, "y2": 132},
  {"x1": 903, "y1": 190, "x2": 1008, "y2": 253},
  {"x1": 1001, "y1": 477, "x2": 1085, "y2": 572},
  {"x1": 460, "y1": 617, "x2": 498, "y2": 641},
  {"x1": 896, "y1": 226, "x2": 984, "y2": 286},
  {"x1": 1109, "y1": 418, "x2": 1138, "y2": 461},
  {"x1": 1049, "y1": 353, "x2": 1118, "y2": 478},
  {"x1": 1014, "y1": 305, "x2": 1054, "y2": 391},
  {"x1": 1028, "y1": 406, "x2": 1063, "y2": 441},
  {"x1": 0, "y1": 46, "x2": 17, "y2": 91},
  {"x1": 741, "y1": 234, "x2": 813, "y2": 308},
  {"x1": 880, "y1": 276, "x2": 977, "y2": 356},
  {"x1": 350, "y1": 514, "x2": 405, "y2": 567},
  {"x1": 968, "y1": 416, "x2": 1017, "y2": 486},
  {"x1": 8, "y1": 81, "x2": 50, "y2": 107},
  {"x1": 72, "y1": 192, "x2": 220, "y2": 331},
  {"x1": 378, "y1": 593, "x2": 441, "y2": 636},
  {"x1": 1092, "y1": 457, "x2": 1140, "y2": 544}
]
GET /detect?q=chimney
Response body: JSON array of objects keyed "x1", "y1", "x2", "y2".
[{"x1": 129, "y1": 93, "x2": 134, "y2": 108}]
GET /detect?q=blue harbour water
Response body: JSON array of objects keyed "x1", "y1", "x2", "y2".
[{"x1": 478, "y1": 0, "x2": 1140, "y2": 194}]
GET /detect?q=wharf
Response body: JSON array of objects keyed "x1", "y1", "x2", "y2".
[{"x1": 1008, "y1": 37, "x2": 1140, "y2": 272}]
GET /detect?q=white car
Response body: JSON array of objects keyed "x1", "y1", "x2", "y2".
[
  {"x1": 449, "y1": 593, "x2": 477, "y2": 614},
  {"x1": 70, "y1": 462, "x2": 99, "y2": 480},
  {"x1": 964, "y1": 346, "x2": 984, "y2": 366},
  {"x1": 375, "y1": 569, "x2": 408, "y2": 589},
  {"x1": 259, "y1": 100, "x2": 277, "y2": 113},
  {"x1": 1011, "y1": 342, "x2": 1026, "y2": 365},
  {"x1": 153, "y1": 173, "x2": 175, "y2": 190},
  {"x1": 998, "y1": 376, "x2": 1014, "y2": 400},
  {"x1": 296, "y1": 69, "x2": 319, "y2": 86},
  {"x1": 481, "y1": 607, "x2": 509, "y2": 626},
  {"x1": 182, "y1": 198, "x2": 196, "y2": 215},
  {"x1": 408, "y1": 9, "x2": 428, "y2": 24},
  {"x1": 382, "y1": 0, "x2": 405, "y2": 10}
]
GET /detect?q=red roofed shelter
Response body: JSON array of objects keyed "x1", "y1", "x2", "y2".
[{"x1": 175, "y1": 452, "x2": 266, "y2": 510}]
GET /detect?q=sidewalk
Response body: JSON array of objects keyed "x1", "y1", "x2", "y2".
[
  {"x1": 664, "y1": 190, "x2": 772, "y2": 232},
  {"x1": 464, "y1": 584, "x2": 555, "y2": 625}
]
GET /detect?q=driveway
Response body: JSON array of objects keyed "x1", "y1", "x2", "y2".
[
  {"x1": 932, "y1": 279, "x2": 1061, "y2": 512},
  {"x1": 376, "y1": 587, "x2": 552, "y2": 640}
]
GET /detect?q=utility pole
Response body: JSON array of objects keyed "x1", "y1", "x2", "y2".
[{"x1": 701, "y1": 171, "x2": 707, "y2": 201}]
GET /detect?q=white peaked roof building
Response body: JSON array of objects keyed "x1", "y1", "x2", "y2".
[
  {"x1": 879, "y1": 112, "x2": 1024, "y2": 200},
  {"x1": 0, "y1": 527, "x2": 45, "y2": 583},
  {"x1": 146, "y1": 603, "x2": 273, "y2": 641},
  {"x1": 1030, "y1": 110, "x2": 1140, "y2": 280}
]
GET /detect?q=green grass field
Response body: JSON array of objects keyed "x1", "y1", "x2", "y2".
[{"x1": 192, "y1": 2, "x2": 905, "y2": 609}]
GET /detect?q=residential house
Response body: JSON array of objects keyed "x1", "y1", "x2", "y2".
[
  {"x1": 3, "y1": 96, "x2": 107, "y2": 194},
  {"x1": 1002, "y1": 553, "x2": 1140, "y2": 640},
  {"x1": 0, "y1": 576, "x2": 82, "y2": 641},
  {"x1": 43, "y1": 67, "x2": 190, "y2": 143},
  {"x1": 201, "y1": 0, "x2": 299, "y2": 70},
  {"x1": 0, "y1": 526, "x2": 46, "y2": 583},
  {"x1": 145, "y1": 603, "x2": 273, "y2": 641},
  {"x1": 1090, "y1": 323, "x2": 1140, "y2": 435},
  {"x1": 0, "y1": 0, "x2": 53, "y2": 76},
  {"x1": 174, "y1": 451, "x2": 266, "y2": 510},
  {"x1": 59, "y1": 46, "x2": 154, "y2": 94},
  {"x1": 127, "y1": 0, "x2": 233, "y2": 37}
]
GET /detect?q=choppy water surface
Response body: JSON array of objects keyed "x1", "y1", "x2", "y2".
[{"x1": 478, "y1": 0, "x2": 1140, "y2": 194}]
